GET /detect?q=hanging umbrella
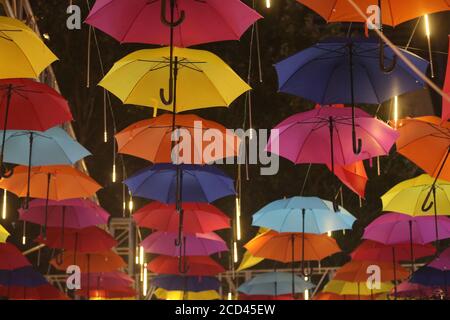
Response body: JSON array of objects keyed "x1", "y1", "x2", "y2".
[
  {"x1": 237, "y1": 272, "x2": 315, "y2": 297},
  {"x1": 0, "y1": 266, "x2": 48, "y2": 288},
  {"x1": 237, "y1": 251, "x2": 264, "y2": 272},
  {"x1": 79, "y1": 287, "x2": 136, "y2": 300},
  {"x1": 35, "y1": 226, "x2": 117, "y2": 254},
  {"x1": 409, "y1": 266, "x2": 450, "y2": 292},
  {"x1": 0, "y1": 283, "x2": 68, "y2": 300},
  {"x1": 133, "y1": 201, "x2": 230, "y2": 234},
  {"x1": 152, "y1": 275, "x2": 220, "y2": 292},
  {"x1": 0, "y1": 224, "x2": 9, "y2": 243},
  {"x1": 0, "y1": 16, "x2": 58, "y2": 79},
  {"x1": 86, "y1": 0, "x2": 261, "y2": 47},
  {"x1": 392, "y1": 281, "x2": 434, "y2": 299},
  {"x1": 239, "y1": 293, "x2": 295, "y2": 300},
  {"x1": 381, "y1": 174, "x2": 450, "y2": 244},
  {"x1": 77, "y1": 272, "x2": 134, "y2": 295},
  {"x1": 19, "y1": 198, "x2": 110, "y2": 229},
  {"x1": 0, "y1": 243, "x2": 31, "y2": 270},
  {"x1": 313, "y1": 292, "x2": 380, "y2": 300},
  {"x1": 141, "y1": 231, "x2": 228, "y2": 257},
  {"x1": 148, "y1": 255, "x2": 225, "y2": 276},
  {"x1": 322, "y1": 280, "x2": 394, "y2": 297},
  {"x1": 274, "y1": 38, "x2": 427, "y2": 154},
  {"x1": 428, "y1": 247, "x2": 450, "y2": 271},
  {"x1": 115, "y1": 114, "x2": 240, "y2": 164},
  {"x1": 99, "y1": 47, "x2": 250, "y2": 113},
  {"x1": 327, "y1": 161, "x2": 368, "y2": 198},
  {"x1": 154, "y1": 288, "x2": 220, "y2": 300},
  {"x1": 333, "y1": 260, "x2": 410, "y2": 283},
  {"x1": 50, "y1": 251, "x2": 126, "y2": 273}
]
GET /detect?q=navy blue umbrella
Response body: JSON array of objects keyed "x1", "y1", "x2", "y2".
[
  {"x1": 410, "y1": 266, "x2": 450, "y2": 293},
  {"x1": 275, "y1": 37, "x2": 429, "y2": 154},
  {"x1": 151, "y1": 275, "x2": 220, "y2": 292},
  {"x1": 0, "y1": 266, "x2": 48, "y2": 287}
]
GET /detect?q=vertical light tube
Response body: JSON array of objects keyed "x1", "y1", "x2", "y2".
[
  {"x1": 424, "y1": 15, "x2": 434, "y2": 78},
  {"x1": 266, "y1": 0, "x2": 271, "y2": 8},
  {"x1": 233, "y1": 241, "x2": 239, "y2": 263},
  {"x1": 2, "y1": 190, "x2": 6, "y2": 220},
  {"x1": 235, "y1": 196, "x2": 241, "y2": 241}
]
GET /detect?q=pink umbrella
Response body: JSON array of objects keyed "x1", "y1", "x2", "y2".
[
  {"x1": 429, "y1": 247, "x2": 450, "y2": 271},
  {"x1": 79, "y1": 272, "x2": 134, "y2": 292},
  {"x1": 85, "y1": 0, "x2": 262, "y2": 47},
  {"x1": 19, "y1": 198, "x2": 110, "y2": 229},
  {"x1": 392, "y1": 281, "x2": 434, "y2": 299}
]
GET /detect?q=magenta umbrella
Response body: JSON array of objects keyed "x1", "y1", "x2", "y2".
[
  {"x1": 80, "y1": 272, "x2": 134, "y2": 291},
  {"x1": 429, "y1": 247, "x2": 450, "y2": 271},
  {"x1": 19, "y1": 198, "x2": 110, "y2": 229},
  {"x1": 85, "y1": 0, "x2": 261, "y2": 47},
  {"x1": 392, "y1": 281, "x2": 434, "y2": 299}
]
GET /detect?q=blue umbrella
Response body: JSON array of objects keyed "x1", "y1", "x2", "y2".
[
  {"x1": 151, "y1": 275, "x2": 220, "y2": 292},
  {"x1": 0, "y1": 266, "x2": 48, "y2": 287},
  {"x1": 237, "y1": 272, "x2": 315, "y2": 297},
  {"x1": 275, "y1": 37, "x2": 428, "y2": 154},
  {"x1": 252, "y1": 196, "x2": 356, "y2": 234},
  {"x1": 410, "y1": 266, "x2": 450, "y2": 292}
]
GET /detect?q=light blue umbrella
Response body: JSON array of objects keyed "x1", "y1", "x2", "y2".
[
  {"x1": 238, "y1": 272, "x2": 315, "y2": 297},
  {"x1": 252, "y1": 196, "x2": 356, "y2": 234}
]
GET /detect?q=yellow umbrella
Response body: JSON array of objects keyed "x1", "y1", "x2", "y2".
[
  {"x1": 0, "y1": 16, "x2": 58, "y2": 79},
  {"x1": 323, "y1": 280, "x2": 393, "y2": 297},
  {"x1": 237, "y1": 251, "x2": 264, "y2": 272},
  {"x1": 99, "y1": 47, "x2": 250, "y2": 113},
  {"x1": 0, "y1": 224, "x2": 9, "y2": 243},
  {"x1": 154, "y1": 288, "x2": 220, "y2": 300},
  {"x1": 381, "y1": 174, "x2": 450, "y2": 216}
]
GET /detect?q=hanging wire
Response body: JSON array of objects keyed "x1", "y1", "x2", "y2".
[
  {"x1": 405, "y1": 17, "x2": 421, "y2": 50},
  {"x1": 300, "y1": 164, "x2": 312, "y2": 196},
  {"x1": 86, "y1": 25, "x2": 92, "y2": 88}
]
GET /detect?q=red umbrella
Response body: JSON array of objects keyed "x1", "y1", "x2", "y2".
[
  {"x1": 327, "y1": 161, "x2": 368, "y2": 198},
  {"x1": 0, "y1": 243, "x2": 31, "y2": 270},
  {"x1": 35, "y1": 226, "x2": 117, "y2": 253},
  {"x1": 77, "y1": 272, "x2": 134, "y2": 294},
  {"x1": 148, "y1": 255, "x2": 225, "y2": 276},
  {"x1": 0, "y1": 284, "x2": 69, "y2": 300},
  {"x1": 239, "y1": 293, "x2": 296, "y2": 300},
  {"x1": 134, "y1": 202, "x2": 230, "y2": 234},
  {"x1": 78, "y1": 287, "x2": 137, "y2": 300}
]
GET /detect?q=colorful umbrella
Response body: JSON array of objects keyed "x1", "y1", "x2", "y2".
[
  {"x1": 133, "y1": 202, "x2": 230, "y2": 234},
  {"x1": 410, "y1": 266, "x2": 450, "y2": 291},
  {"x1": 0, "y1": 283, "x2": 68, "y2": 300},
  {"x1": 237, "y1": 251, "x2": 264, "y2": 272},
  {"x1": 428, "y1": 247, "x2": 450, "y2": 271},
  {"x1": 148, "y1": 255, "x2": 225, "y2": 276},
  {"x1": 392, "y1": 281, "x2": 434, "y2": 299},
  {"x1": 333, "y1": 260, "x2": 410, "y2": 282},
  {"x1": 78, "y1": 272, "x2": 134, "y2": 292},
  {"x1": 274, "y1": 38, "x2": 427, "y2": 154},
  {"x1": 81, "y1": 287, "x2": 136, "y2": 300},
  {"x1": 86, "y1": 0, "x2": 261, "y2": 47},
  {"x1": 152, "y1": 275, "x2": 220, "y2": 292},
  {"x1": 322, "y1": 280, "x2": 394, "y2": 297},
  {"x1": 0, "y1": 243, "x2": 31, "y2": 270},
  {"x1": 154, "y1": 288, "x2": 220, "y2": 300},
  {"x1": 327, "y1": 161, "x2": 368, "y2": 198},
  {"x1": 237, "y1": 272, "x2": 315, "y2": 297},
  {"x1": 50, "y1": 251, "x2": 126, "y2": 273},
  {"x1": 99, "y1": 47, "x2": 250, "y2": 113},
  {"x1": 141, "y1": 231, "x2": 228, "y2": 257},
  {"x1": 115, "y1": 114, "x2": 240, "y2": 164},
  {"x1": 313, "y1": 292, "x2": 379, "y2": 300},
  {"x1": 0, "y1": 16, "x2": 58, "y2": 79},
  {"x1": 239, "y1": 293, "x2": 296, "y2": 300},
  {"x1": 0, "y1": 266, "x2": 48, "y2": 287},
  {"x1": 19, "y1": 198, "x2": 110, "y2": 229},
  {"x1": 443, "y1": 37, "x2": 450, "y2": 121},
  {"x1": 0, "y1": 224, "x2": 9, "y2": 243}
]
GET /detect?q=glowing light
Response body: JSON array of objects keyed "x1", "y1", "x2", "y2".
[
  {"x1": 233, "y1": 241, "x2": 239, "y2": 263},
  {"x1": 22, "y1": 236, "x2": 26, "y2": 245},
  {"x1": 227, "y1": 292, "x2": 233, "y2": 300},
  {"x1": 139, "y1": 245, "x2": 145, "y2": 266},
  {"x1": 327, "y1": 231, "x2": 332, "y2": 237},
  {"x1": 2, "y1": 190, "x2": 6, "y2": 220},
  {"x1": 42, "y1": 33, "x2": 50, "y2": 40},
  {"x1": 129, "y1": 197, "x2": 134, "y2": 213},
  {"x1": 304, "y1": 276, "x2": 310, "y2": 300},
  {"x1": 424, "y1": 15, "x2": 431, "y2": 37},
  {"x1": 112, "y1": 164, "x2": 117, "y2": 183},
  {"x1": 235, "y1": 196, "x2": 241, "y2": 241},
  {"x1": 265, "y1": 0, "x2": 271, "y2": 8},
  {"x1": 143, "y1": 263, "x2": 148, "y2": 296},
  {"x1": 104, "y1": 130, "x2": 108, "y2": 143},
  {"x1": 135, "y1": 247, "x2": 139, "y2": 265},
  {"x1": 393, "y1": 96, "x2": 399, "y2": 127}
]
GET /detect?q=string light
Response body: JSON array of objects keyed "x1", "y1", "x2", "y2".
[
  {"x1": 235, "y1": 196, "x2": 241, "y2": 241},
  {"x1": 2, "y1": 190, "x2": 7, "y2": 220},
  {"x1": 143, "y1": 263, "x2": 148, "y2": 296},
  {"x1": 112, "y1": 163, "x2": 117, "y2": 183},
  {"x1": 327, "y1": 231, "x2": 332, "y2": 237},
  {"x1": 233, "y1": 241, "x2": 239, "y2": 263},
  {"x1": 227, "y1": 292, "x2": 233, "y2": 300},
  {"x1": 424, "y1": 14, "x2": 431, "y2": 38},
  {"x1": 424, "y1": 14, "x2": 435, "y2": 78},
  {"x1": 265, "y1": 0, "x2": 271, "y2": 8},
  {"x1": 129, "y1": 195, "x2": 134, "y2": 213},
  {"x1": 139, "y1": 245, "x2": 145, "y2": 266},
  {"x1": 22, "y1": 236, "x2": 26, "y2": 245},
  {"x1": 104, "y1": 130, "x2": 108, "y2": 143},
  {"x1": 135, "y1": 246, "x2": 139, "y2": 265},
  {"x1": 393, "y1": 95, "x2": 399, "y2": 128},
  {"x1": 304, "y1": 276, "x2": 310, "y2": 300}
]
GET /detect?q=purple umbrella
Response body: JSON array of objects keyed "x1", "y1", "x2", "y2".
[{"x1": 18, "y1": 198, "x2": 110, "y2": 229}]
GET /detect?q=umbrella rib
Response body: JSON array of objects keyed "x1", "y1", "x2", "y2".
[{"x1": 358, "y1": 61, "x2": 382, "y2": 104}]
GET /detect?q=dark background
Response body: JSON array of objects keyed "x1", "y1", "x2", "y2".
[{"x1": 2, "y1": 0, "x2": 449, "y2": 277}]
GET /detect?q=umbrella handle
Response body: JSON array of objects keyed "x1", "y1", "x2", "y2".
[
  {"x1": 55, "y1": 250, "x2": 64, "y2": 266},
  {"x1": 160, "y1": 0, "x2": 185, "y2": 27},
  {"x1": 352, "y1": 129, "x2": 362, "y2": 155},
  {"x1": 160, "y1": 81, "x2": 173, "y2": 106},
  {"x1": 379, "y1": 36, "x2": 397, "y2": 73},
  {"x1": 0, "y1": 163, "x2": 13, "y2": 178},
  {"x1": 421, "y1": 188, "x2": 434, "y2": 212}
]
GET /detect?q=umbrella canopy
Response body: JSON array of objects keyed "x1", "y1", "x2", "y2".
[
  {"x1": 124, "y1": 164, "x2": 235, "y2": 203},
  {"x1": 350, "y1": 240, "x2": 436, "y2": 261},
  {"x1": 86, "y1": 0, "x2": 261, "y2": 47},
  {"x1": 363, "y1": 213, "x2": 450, "y2": 244},
  {"x1": 0, "y1": 266, "x2": 47, "y2": 287},
  {"x1": 152, "y1": 275, "x2": 220, "y2": 292},
  {"x1": 19, "y1": 198, "x2": 110, "y2": 229},
  {"x1": 141, "y1": 231, "x2": 228, "y2": 256},
  {"x1": 0, "y1": 127, "x2": 90, "y2": 167},
  {"x1": 244, "y1": 230, "x2": 341, "y2": 263},
  {"x1": 313, "y1": 292, "x2": 378, "y2": 300},
  {"x1": 81, "y1": 287, "x2": 136, "y2": 300},
  {"x1": 0, "y1": 16, "x2": 58, "y2": 79},
  {"x1": 36, "y1": 226, "x2": 117, "y2": 253},
  {"x1": 0, "y1": 284, "x2": 68, "y2": 300},
  {"x1": 237, "y1": 251, "x2": 264, "y2": 272},
  {"x1": 0, "y1": 79, "x2": 72, "y2": 131},
  {"x1": 381, "y1": 174, "x2": 450, "y2": 216},
  {"x1": 0, "y1": 243, "x2": 31, "y2": 270},
  {"x1": 99, "y1": 47, "x2": 250, "y2": 112},
  {"x1": 267, "y1": 107, "x2": 399, "y2": 167},
  {"x1": 0, "y1": 165, "x2": 102, "y2": 200},
  {"x1": 395, "y1": 117, "x2": 450, "y2": 182},
  {"x1": 410, "y1": 266, "x2": 450, "y2": 288},
  {"x1": 154, "y1": 288, "x2": 220, "y2": 300},
  {"x1": 237, "y1": 272, "x2": 315, "y2": 296},
  {"x1": 134, "y1": 202, "x2": 230, "y2": 234},
  {"x1": 252, "y1": 196, "x2": 356, "y2": 234},
  {"x1": 428, "y1": 247, "x2": 450, "y2": 270},
  {"x1": 115, "y1": 114, "x2": 240, "y2": 164},
  {"x1": 239, "y1": 293, "x2": 295, "y2": 300},
  {"x1": 392, "y1": 281, "x2": 434, "y2": 299},
  {"x1": 148, "y1": 255, "x2": 225, "y2": 276},
  {"x1": 327, "y1": 161, "x2": 368, "y2": 198},
  {"x1": 334, "y1": 260, "x2": 410, "y2": 282},
  {"x1": 322, "y1": 280, "x2": 394, "y2": 296},
  {"x1": 79, "y1": 272, "x2": 134, "y2": 291},
  {"x1": 297, "y1": 0, "x2": 450, "y2": 26},
  {"x1": 275, "y1": 38, "x2": 428, "y2": 105},
  {"x1": 50, "y1": 251, "x2": 126, "y2": 273},
  {"x1": 443, "y1": 37, "x2": 450, "y2": 121},
  {"x1": 0, "y1": 224, "x2": 9, "y2": 243}
]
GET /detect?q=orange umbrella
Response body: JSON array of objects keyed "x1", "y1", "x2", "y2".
[
  {"x1": 297, "y1": 0, "x2": 450, "y2": 26},
  {"x1": 50, "y1": 251, "x2": 126, "y2": 273},
  {"x1": 244, "y1": 230, "x2": 341, "y2": 263},
  {"x1": 327, "y1": 161, "x2": 368, "y2": 198},
  {"x1": 313, "y1": 292, "x2": 379, "y2": 300},
  {"x1": 115, "y1": 114, "x2": 240, "y2": 164},
  {"x1": 333, "y1": 260, "x2": 410, "y2": 282}
]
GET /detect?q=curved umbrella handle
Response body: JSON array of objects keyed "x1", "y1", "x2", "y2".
[
  {"x1": 379, "y1": 38, "x2": 397, "y2": 73},
  {"x1": 421, "y1": 189, "x2": 434, "y2": 212},
  {"x1": 55, "y1": 250, "x2": 64, "y2": 266},
  {"x1": 160, "y1": 0, "x2": 185, "y2": 27},
  {"x1": 0, "y1": 163, "x2": 13, "y2": 178},
  {"x1": 159, "y1": 81, "x2": 173, "y2": 106},
  {"x1": 352, "y1": 131, "x2": 362, "y2": 155}
]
